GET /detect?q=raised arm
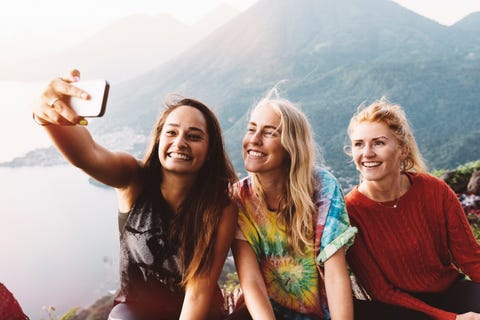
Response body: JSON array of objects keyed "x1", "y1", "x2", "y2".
[
  {"x1": 231, "y1": 239, "x2": 275, "y2": 320},
  {"x1": 179, "y1": 203, "x2": 237, "y2": 320},
  {"x1": 32, "y1": 70, "x2": 139, "y2": 190}
]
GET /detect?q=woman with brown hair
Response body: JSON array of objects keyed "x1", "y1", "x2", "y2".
[{"x1": 33, "y1": 70, "x2": 237, "y2": 319}]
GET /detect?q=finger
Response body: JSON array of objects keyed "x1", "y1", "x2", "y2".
[
  {"x1": 52, "y1": 99, "x2": 87, "y2": 125},
  {"x1": 36, "y1": 100, "x2": 70, "y2": 125},
  {"x1": 36, "y1": 98, "x2": 82, "y2": 126},
  {"x1": 63, "y1": 69, "x2": 81, "y2": 83},
  {"x1": 45, "y1": 110, "x2": 75, "y2": 126},
  {"x1": 70, "y1": 69, "x2": 80, "y2": 78},
  {"x1": 51, "y1": 78, "x2": 90, "y2": 100}
]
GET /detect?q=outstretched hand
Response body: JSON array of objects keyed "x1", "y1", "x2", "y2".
[
  {"x1": 456, "y1": 312, "x2": 480, "y2": 320},
  {"x1": 32, "y1": 69, "x2": 90, "y2": 126}
]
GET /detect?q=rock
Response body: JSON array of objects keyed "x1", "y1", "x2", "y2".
[
  {"x1": 467, "y1": 170, "x2": 480, "y2": 195},
  {"x1": 440, "y1": 170, "x2": 470, "y2": 193}
]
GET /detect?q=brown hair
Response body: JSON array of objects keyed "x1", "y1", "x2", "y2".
[{"x1": 143, "y1": 96, "x2": 237, "y2": 285}]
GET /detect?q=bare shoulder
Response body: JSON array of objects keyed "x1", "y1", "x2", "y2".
[
  {"x1": 215, "y1": 202, "x2": 238, "y2": 239},
  {"x1": 115, "y1": 158, "x2": 144, "y2": 212},
  {"x1": 220, "y1": 201, "x2": 238, "y2": 224}
]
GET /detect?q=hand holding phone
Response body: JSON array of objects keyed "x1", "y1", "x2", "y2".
[{"x1": 70, "y1": 80, "x2": 110, "y2": 117}]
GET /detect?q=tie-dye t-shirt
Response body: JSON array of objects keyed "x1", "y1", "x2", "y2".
[{"x1": 233, "y1": 168, "x2": 357, "y2": 319}]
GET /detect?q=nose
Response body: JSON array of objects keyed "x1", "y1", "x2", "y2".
[
  {"x1": 248, "y1": 131, "x2": 262, "y2": 145},
  {"x1": 173, "y1": 133, "x2": 188, "y2": 148},
  {"x1": 363, "y1": 144, "x2": 375, "y2": 157}
]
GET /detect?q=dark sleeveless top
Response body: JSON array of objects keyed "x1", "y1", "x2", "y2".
[
  {"x1": 113, "y1": 187, "x2": 228, "y2": 319},
  {"x1": 114, "y1": 188, "x2": 183, "y2": 305}
]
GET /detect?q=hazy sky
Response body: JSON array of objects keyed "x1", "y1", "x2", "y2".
[
  {"x1": 1, "y1": 0, "x2": 257, "y2": 58},
  {"x1": 2, "y1": 0, "x2": 480, "y2": 55},
  {"x1": 395, "y1": 0, "x2": 480, "y2": 25}
]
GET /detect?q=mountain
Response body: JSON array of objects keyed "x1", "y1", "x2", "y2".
[
  {"x1": 95, "y1": 0, "x2": 479, "y2": 182},
  {"x1": 0, "y1": 5, "x2": 240, "y2": 83},
  {"x1": 5, "y1": 0, "x2": 480, "y2": 186},
  {"x1": 452, "y1": 12, "x2": 480, "y2": 32}
]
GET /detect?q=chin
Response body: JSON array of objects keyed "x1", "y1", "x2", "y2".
[
  {"x1": 244, "y1": 164, "x2": 261, "y2": 173},
  {"x1": 361, "y1": 172, "x2": 378, "y2": 181}
]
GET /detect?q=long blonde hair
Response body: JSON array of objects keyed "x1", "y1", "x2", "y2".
[
  {"x1": 250, "y1": 88, "x2": 321, "y2": 255},
  {"x1": 346, "y1": 97, "x2": 427, "y2": 173}
]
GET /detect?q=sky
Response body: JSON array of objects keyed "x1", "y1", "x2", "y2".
[
  {"x1": 394, "y1": 0, "x2": 480, "y2": 25},
  {"x1": 0, "y1": 0, "x2": 257, "y2": 59},
  {"x1": 2, "y1": 0, "x2": 480, "y2": 58}
]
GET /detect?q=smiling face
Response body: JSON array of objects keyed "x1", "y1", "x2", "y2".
[
  {"x1": 350, "y1": 121, "x2": 407, "y2": 182},
  {"x1": 158, "y1": 105, "x2": 209, "y2": 176},
  {"x1": 242, "y1": 104, "x2": 290, "y2": 176}
]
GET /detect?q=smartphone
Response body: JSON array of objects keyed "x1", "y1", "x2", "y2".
[{"x1": 70, "y1": 79, "x2": 110, "y2": 117}]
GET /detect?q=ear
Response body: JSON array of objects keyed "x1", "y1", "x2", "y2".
[{"x1": 400, "y1": 145, "x2": 409, "y2": 160}]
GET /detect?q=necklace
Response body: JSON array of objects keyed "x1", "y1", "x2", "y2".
[
  {"x1": 375, "y1": 197, "x2": 400, "y2": 209},
  {"x1": 364, "y1": 175, "x2": 404, "y2": 209}
]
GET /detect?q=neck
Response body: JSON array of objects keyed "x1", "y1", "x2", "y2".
[
  {"x1": 255, "y1": 172, "x2": 286, "y2": 211},
  {"x1": 160, "y1": 171, "x2": 196, "y2": 212},
  {"x1": 360, "y1": 172, "x2": 407, "y2": 202}
]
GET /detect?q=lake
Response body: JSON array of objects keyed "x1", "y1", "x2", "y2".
[{"x1": 0, "y1": 165, "x2": 119, "y2": 319}]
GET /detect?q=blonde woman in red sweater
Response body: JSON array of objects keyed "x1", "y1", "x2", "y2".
[{"x1": 345, "y1": 97, "x2": 480, "y2": 320}]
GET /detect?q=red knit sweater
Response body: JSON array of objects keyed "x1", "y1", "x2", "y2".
[{"x1": 346, "y1": 172, "x2": 480, "y2": 320}]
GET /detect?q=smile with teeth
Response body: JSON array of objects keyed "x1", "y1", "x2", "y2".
[
  {"x1": 168, "y1": 152, "x2": 192, "y2": 160},
  {"x1": 248, "y1": 150, "x2": 266, "y2": 158},
  {"x1": 362, "y1": 161, "x2": 381, "y2": 168}
]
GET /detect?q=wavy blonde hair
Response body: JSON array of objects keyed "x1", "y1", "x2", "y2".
[
  {"x1": 250, "y1": 88, "x2": 320, "y2": 255},
  {"x1": 346, "y1": 97, "x2": 427, "y2": 173}
]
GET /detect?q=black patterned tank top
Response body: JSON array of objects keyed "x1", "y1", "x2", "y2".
[{"x1": 114, "y1": 189, "x2": 183, "y2": 304}]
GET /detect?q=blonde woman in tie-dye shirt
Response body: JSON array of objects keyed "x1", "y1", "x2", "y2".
[{"x1": 228, "y1": 89, "x2": 357, "y2": 320}]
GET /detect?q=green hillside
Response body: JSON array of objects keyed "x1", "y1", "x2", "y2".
[{"x1": 93, "y1": 0, "x2": 480, "y2": 184}]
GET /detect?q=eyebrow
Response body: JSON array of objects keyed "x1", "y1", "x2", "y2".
[
  {"x1": 353, "y1": 136, "x2": 389, "y2": 142},
  {"x1": 248, "y1": 121, "x2": 279, "y2": 131},
  {"x1": 165, "y1": 123, "x2": 206, "y2": 134}
]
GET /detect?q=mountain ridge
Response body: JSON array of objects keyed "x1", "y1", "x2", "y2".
[
  {"x1": 4, "y1": 0, "x2": 480, "y2": 184},
  {"x1": 96, "y1": 0, "x2": 479, "y2": 180}
]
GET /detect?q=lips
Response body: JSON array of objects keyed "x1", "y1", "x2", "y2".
[
  {"x1": 362, "y1": 161, "x2": 381, "y2": 168},
  {"x1": 168, "y1": 152, "x2": 192, "y2": 160}
]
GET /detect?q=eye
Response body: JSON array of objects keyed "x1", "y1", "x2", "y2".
[
  {"x1": 165, "y1": 130, "x2": 176, "y2": 136},
  {"x1": 246, "y1": 126, "x2": 256, "y2": 133},
  {"x1": 374, "y1": 140, "x2": 385, "y2": 146},
  {"x1": 353, "y1": 141, "x2": 363, "y2": 148},
  {"x1": 187, "y1": 134, "x2": 203, "y2": 141},
  {"x1": 264, "y1": 129, "x2": 280, "y2": 137}
]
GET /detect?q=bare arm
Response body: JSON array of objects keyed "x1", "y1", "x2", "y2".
[
  {"x1": 324, "y1": 247, "x2": 353, "y2": 320},
  {"x1": 231, "y1": 239, "x2": 275, "y2": 320},
  {"x1": 179, "y1": 203, "x2": 237, "y2": 320},
  {"x1": 32, "y1": 70, "x2": 140, "y2": 191}
]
